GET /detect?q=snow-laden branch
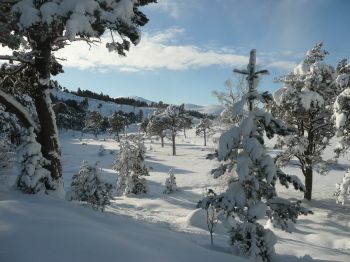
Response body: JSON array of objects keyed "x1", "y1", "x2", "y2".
[{"x1": 0, "y1": 89, "x2": 39, "y2": 131}]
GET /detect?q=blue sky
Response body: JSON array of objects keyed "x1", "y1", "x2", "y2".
[{"x1": 55, "y1": 0, "x2": 350, "y2": 105}]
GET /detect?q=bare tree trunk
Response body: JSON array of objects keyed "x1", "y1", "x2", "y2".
[
  {"x1": 34, "y1": 40, "x2": 62, "y2": 183},
  {"x1": 204, "y1": 129, "x2": 207, "y2": 147},
  {"x1": 161, "y1": 136, "x2": 164, "y2": 148},
  {"x1": 304, "y1": 167, "x2": 313, "y2": 200},
  {"x1": 172, "y1": 131, "x2": 176, "y2": 156}
]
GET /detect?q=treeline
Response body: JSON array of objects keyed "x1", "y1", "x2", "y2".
[{"x1": 63, "y1": 87, "x2": 151, "y2": 108}]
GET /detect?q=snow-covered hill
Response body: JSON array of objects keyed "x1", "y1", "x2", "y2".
[
  {"x1": 52, "y1": 89, "x2": 223, "y2": 118},
  {"x1": 51, "y1": 89, "x2": 157, "y2": 118}
]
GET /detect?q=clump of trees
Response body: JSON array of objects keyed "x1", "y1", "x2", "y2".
[{"x1": 0, "y1": 0, "x2": 155, "y2": 195}]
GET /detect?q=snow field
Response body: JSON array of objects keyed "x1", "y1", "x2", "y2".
[{"x1": 1, "y1": 128, "x2": 350, "y2": 261}]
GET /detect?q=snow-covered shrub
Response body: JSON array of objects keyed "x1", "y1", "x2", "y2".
[
  {"x1": 163, "y1": 169, "x2": 177, "y2": 194},
  {"x1": 334, "y1": 171, "x2": 350, "y2": 205},
  {"x1": 113, "y1": 135, "x2": 149, "y2": 195},
  {"x1": 68, "y1": 161, "x2": 113, "y2": 211},
  {"x1": 16, "y1": 127, "x2": 53, "y2": 194},
  {"x1": 199, "y1": 50, "x2": 311, "y2": 262}
]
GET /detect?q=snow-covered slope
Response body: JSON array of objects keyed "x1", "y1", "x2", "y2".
[
  {"x1": 51, "y1": 89, "x2": 157, "y2": 118},
  {"x1": 1, "y1": 130, "x2": 350, "y2": 261},
  {"x1": 52, "y1": 89, "x2": 223, "y2": 117}
]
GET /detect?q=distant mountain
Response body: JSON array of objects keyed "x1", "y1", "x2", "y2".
[{"x1": 185, "y1": 104, "x2": 224, "y2": 116}]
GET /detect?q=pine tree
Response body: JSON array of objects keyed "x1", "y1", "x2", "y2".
[
  {"x1": 84, "y1": 111, "x2": 103, "y2": 138},
  {"x1": 334, "y1": 170, "x2": 350, "y2": 205},
  {"x1": 113, "y1": 135, "x2": 148, "y2": 195},
  {"x1": 163, "y1": 168, "x2": 177, "y2": 194},
  {"x1": 196, "y1": 117, "x2": 213, "y2": 146},
  {"x1": 0, "y1": 0, "x2": 155, "y2": 193},
  {"x1": 273, "y1": 43, "x2": 340, "y2": 200},
  {"x1": 68, "y1": 161, "x2": 113, "y2": 211},
  {"x1": 108, "y1": 111, "x2": 127, "y2": 142},
  {"x1": 332, "y1": 59, "x2": 350, "y2": 204},
  {"x1": 199, "y1": 50, "x2": 310, "y2": 262},
  {"x1": 147, "y1": 113, "x2": 167, "y2": 147}
]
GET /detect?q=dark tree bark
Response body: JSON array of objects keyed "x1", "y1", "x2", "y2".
[
  {"x1": 304, "y1": 167, "x2": 313, "y2": 200},
  {"x1": 172, "y1": 131, "x2": 176, "y2": 156},
  {"x1": 33, "y1": 39, "x2": 62, "y2": 182},
  {"x1": 161, "y1": 136, "x2": 164, "y2": 148}
]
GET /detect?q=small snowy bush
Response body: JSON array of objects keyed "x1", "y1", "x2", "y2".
[
  {"x1": 334, "y1": 170, "x2": 350, "y2": 205},
  {"x1": 113, "y1": 135, "x2": 149, "y2": 195},
  {"x1": 68, "y1": 161, "x2": 113, "y2": 211},
  {"x1": 163, "y1": 169, "x2": 177, "y2": 194}
]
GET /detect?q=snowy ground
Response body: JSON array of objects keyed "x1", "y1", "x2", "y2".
[{"x1": 1, "y1": 129, "x2": 350, "y2": 262}]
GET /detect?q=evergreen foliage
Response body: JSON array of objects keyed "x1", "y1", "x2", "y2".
[
  {"x1": 113, "y1": 135, "x2": 149, "y2": 195},
  {"x1": 84, "y1": 111, "x2": 104, "y2": 138},
  {"x1": 273, "y1": 43, "x2": 341, "y2": 200},
  {"x1": 16, "y1": 127, "x2": 54, "y2": 194},
  {"x1": 199, "y1": 49, "x2": 311, "y2": 262},
  {"x1": 163, "y1": 169, "x2": 177, "y2": 194},
  {"x1": 196, "y1": 117, "x2": 213, "y2": 146},
  {"x1": 0, "y1": 0, "x2": 155, "y2": 190},
  {"x1": 68, "y1": 161, "x2": 113, "y2": 211}
]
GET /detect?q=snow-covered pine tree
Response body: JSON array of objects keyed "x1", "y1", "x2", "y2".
[
  {"x1": 84, "y1": 111, "x2": 103, "y2": 138},
  {"x1": 199, "y1": 49, "x2": 310, "y2": 262},
  {"x1": 273, "y1": 43, "x2": 340, "y2": 200},
  {"x1": 333, "y1": 60, "x2": 350, "y2": 156},
  {"x1": 334, "y1": 170, "x2": 350, "y2": 205},
  {"x1": 196, "y1": 117, "x2": 213, "y2": 146},
  {"x1": 147, "y1": 112, "x2": 167, "y2": 147},
  {"x1": 0, "y1": 0, "x2": 155, "y2": 192},
  {"x1": 332, "y1": 60, "x2": 350, "y2": 204},
  {"x1": 113, "y1": 135, "x2": 148, "y2": 195},
  {"x1": 68, "y1": 161, "x2": 113, "y2": 211},
  {"x1": 163, "y1": 168, "x2": 177, "y2": 194},
  {"x1": 16, "y1": 127, "x2": 55, "y2": 194},
  {"x1": 108, "y1": 111, "x2": 127, "y2": 142},
  {"x1": 0, "y1": 104, "x2": 19, "y2": 169},
  {"x1": 139, "y1": 118, "x2": 150, "y2": 136}
]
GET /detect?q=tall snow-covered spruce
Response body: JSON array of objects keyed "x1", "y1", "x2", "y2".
[
  {"x1": 0, "y1": 0, "x2": 155, "y2": 194},
  {"x1": 199, "y1": 50, "x2": 310, "y2": 262}
]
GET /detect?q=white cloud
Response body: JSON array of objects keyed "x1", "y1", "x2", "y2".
[
  {"x1": 55, "y1": 28, "x2": 250, "y2": 72},
  {"x1": 0, "y1": 27, "x2": 297, "y2": 74},
  {"x1": 267, "y1": 60, "x2": 297, "y2": 71}
]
